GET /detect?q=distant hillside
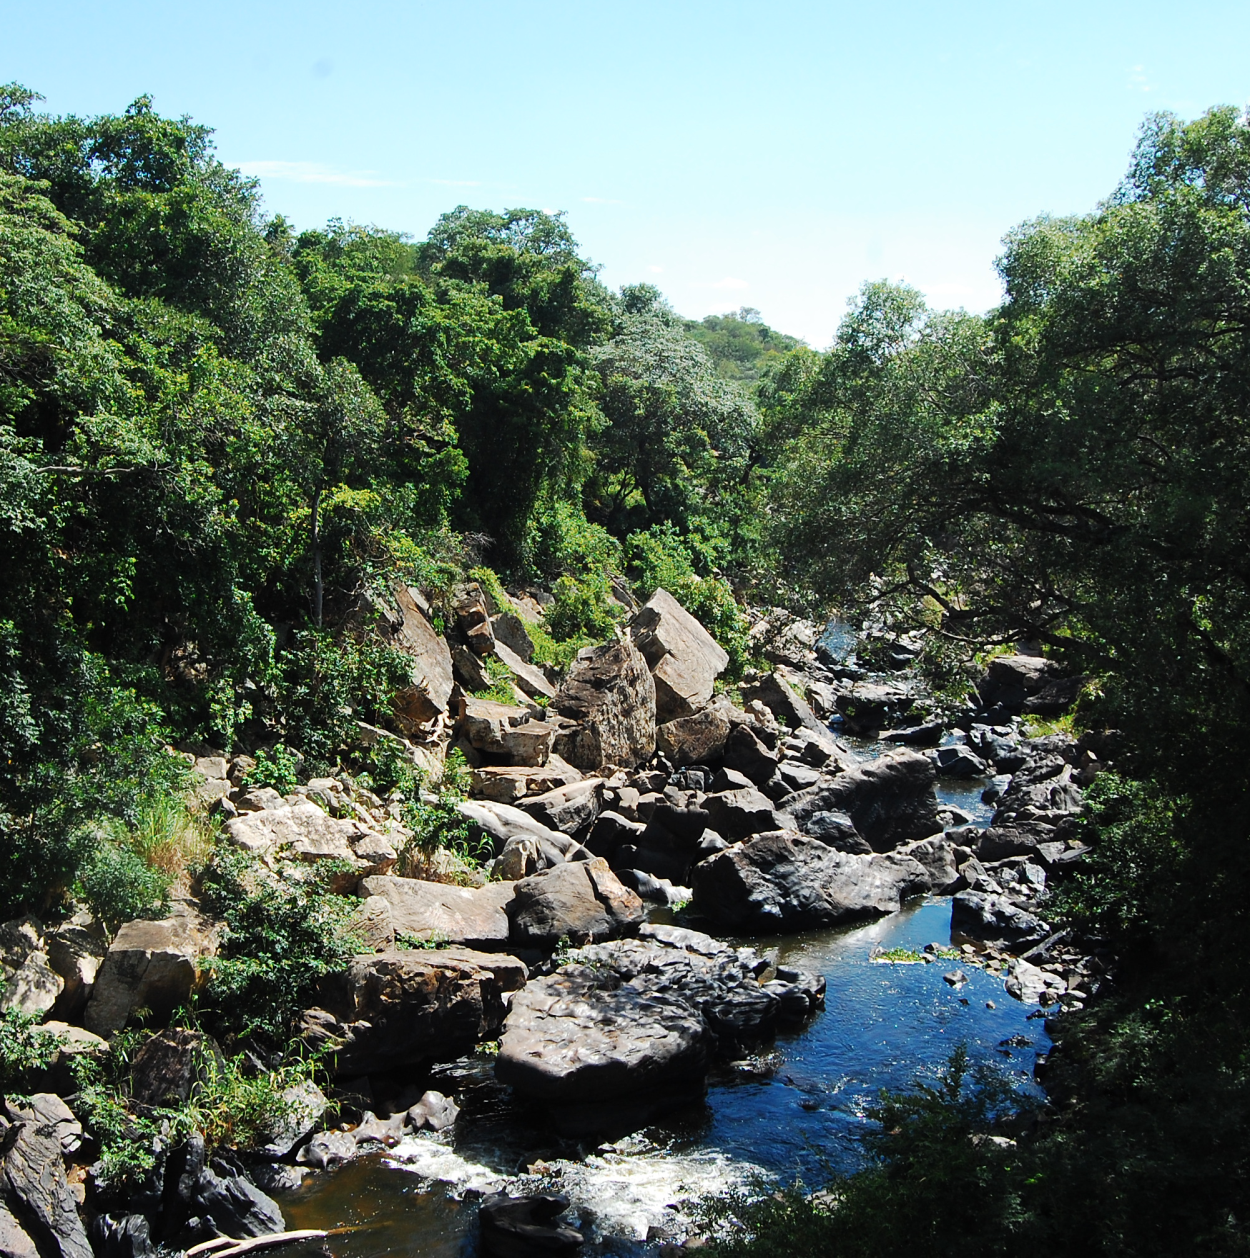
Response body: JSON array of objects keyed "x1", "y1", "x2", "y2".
[{"x1": 682, "y1": 307, "x2": 805, "y2": 386}]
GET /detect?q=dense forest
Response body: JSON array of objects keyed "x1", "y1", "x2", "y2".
[{"x1": 3, "y1": 81, "x2": 1250, "y2": 1254}]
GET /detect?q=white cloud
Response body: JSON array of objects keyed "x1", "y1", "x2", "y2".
[
  {"x1": 647, "y1": 264, "x2": 664, "y2": 274},
  {"x1": 581, "y1": 196, "x2": 623, "y2": 204},
  {"x1": 710, "y1": 276, "x2": 750, "y2": 290},
  {"x1": 238, "y1": 160, "x2": 397, "y2": 188},
  {"x1": 1128, "y1": 64, "x2": 1153, "y2": 93}
]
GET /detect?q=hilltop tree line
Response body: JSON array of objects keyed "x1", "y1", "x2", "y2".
[{"x1": 3, "y1": 79, "x2": 1250, "y2": 1252}]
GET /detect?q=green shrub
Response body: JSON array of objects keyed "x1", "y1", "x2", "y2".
[
  {"x1": 243, "y1": 744, "x2": 303, "y2": 794},
  {"x1": 546, "y1": 573, "x2": 621, "y2": 643},
  {"x1": 75, "y1": 841, "x2": 171, "y2": 934},
  {"x1": 397, "y1": 749, "x2": 490, "y2": 875},
  {"x1": 197, "y1": 851, "x2": 362, "y2": 1046},
  {"x1": 0, "y1": 1008, "x2": 64, "y2": 1093},
  {"x1": 526, "y1": 500, "x2": 623, "y2": 582}
]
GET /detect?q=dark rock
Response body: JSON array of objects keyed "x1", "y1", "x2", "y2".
[
  {"x1": 740, "y1": 673, "x2": 834, "y2": 746},
  {"x1": 0, "y1": 1123, "x2": 92, "y2": 1258},
  {"x1": 128, "y1": 1029, "x2": 223, "y2": 1108},
  {"x1": 479, "y1": 1193, "x2": 583, "y2": 1258},
  {"x1": 977, "y1": 655, "x2": 1068, "y2": 715},
  {"x1": 881, "y1": 721, "x2": 945, "y2": 747},
  {"x1": 782, "y1": 750, "x2": 941, "y2": 852},
  {"x1": 522, "y1": 780, "x2": 603, "y2": 836},
  {"x1": 833, "y1": 682, "x2": 916, "y2": 735},
  {"x1": 721, "y1": 725, "x2": 779, "y2": 787},
  {"x1": 801, "y1": 810, "x2": 871, "y2": 853},
  {"x1": 690, "y1": 831, "x2": 931, "y2": 932},
  {"x1": 1023, "y1": 676, "x2": 1086, "y2": 716},
  {"x1": 584, "y1": 812, "x2": 645, "y2": 861},
  {"x1": 704, "y1": 789, "x2": 787, "y2": 842},
  {"x1": 933, "y1": 745, "x2": 990, "y2": 778},
  {"x1": 951, "y1": 891, "x2": 1048, "y2": 949},
  {"x1": 656, "y1": 708, "x2": 732, "y2": 767},
  {"x1": 302, "y1": 947, "x2": 526, "y2": 1073},
  {"x1": 187, "y1": 1164, "x2": 284, "y2": 1238},
  {"x1": 89, "y1": 1214, "x2": 154, "y2": 1258}
]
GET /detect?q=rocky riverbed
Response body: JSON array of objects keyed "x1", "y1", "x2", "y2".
[{"x1": 0, "y1": 584, "x2": 1113, "y2": 1258}]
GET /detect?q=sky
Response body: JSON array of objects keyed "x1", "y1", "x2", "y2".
[{"x1": 6, "y1": 0, "x2": 1250, "y2": 346}]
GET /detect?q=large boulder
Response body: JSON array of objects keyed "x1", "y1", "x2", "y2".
[
  {"x1": 223, "y1": 798, "x2": 395, "y2": 870},
  {"x1": 454, "y1": 583, "x2": 496, "y2": 656},
  {"x1": 0, "y1": 1123, "x2": 92, "y2": 1258},
  {"x1": 521, "y1": 779, "x2": 603, "y2": 836},
  {"x1": 740, "y1": 672, "x2": 835, "y2": 746},
  {"x1": 456, "y1": 696, "x2": 554, "y2": 767},
  {"x1": 703, "y1": 788, "x2": 788, "y2": 842},
  {"x1": 479, "y1": 1194, "x2": 582, "y2": 1258},
  {"x1": 721, "y1": 723, "x2": 779, "y2": 786},
  {"x1": 977, "y1": 654, "x2": 1067, "y2": 715},
  {"x1": 356, "y1": 876, "x2": 517, "y2": 950},
  {"x1": 84, "y1": 905, "x2": 220, "y2": 1036},
  {"x1": 655, "y1": 706, "x2": 732, "y2": 767},
  {"x1": 128, "y1": 1029, "x2": 222, "y2": 1107},
  {"x1": 629, "y1": 589, "x2": 729, "y2": 722},
  {"x1": 951, "y1": 891, "x2": 1049, "y2": 949},
  {"x1": 507, "y1": 859, "x2": 644, "y2": 949},
  {"x1": 833, "y1": 681, "x2": 917, "y2": 736},
  {"x1": 302, "y1": 947, "x2": 525, "y2": 1074},
  {"x1": 552, "y1": 639, "x2": 656, "y2": 772},
  {"x1": 496, "y1": 927, "x2": 788, "y2": 1109},
  {"x1": 389, "y1": 584, "x2": 455, "y2": 725},
  {"x1": 690, "y1": 831, "x2": 931, "y2": 932},
  {"x1": 492, "y1": 639, "x2": 556, "y2": 702},
  {"x1": 781, "y1": 750, "x2": 941, "y2": 851},
  {"x1": 469, "y1": 758, "x2": 582, "y2": 806},
  {"x1": 0, "y1": 920, "x2": 63, "y2": 1019}
]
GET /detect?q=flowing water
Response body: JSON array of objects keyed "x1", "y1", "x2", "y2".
[{"x1": 278, "y1": 901, "x2": 1049, "y2": 1256}]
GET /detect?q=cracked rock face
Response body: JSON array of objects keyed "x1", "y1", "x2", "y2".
[{"x1": 496, "y1": 924, "x2": 823, "y2": 1106}]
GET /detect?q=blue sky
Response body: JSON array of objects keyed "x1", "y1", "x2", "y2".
[{"x1": 7, "y1": 0, "x2": 1250, "y2": 345}]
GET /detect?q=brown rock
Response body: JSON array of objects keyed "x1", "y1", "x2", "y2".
[
  {"x1": 506, "y1": 858, "x2": 644, "y2": 948},
  {"x1": 553, "y1": 638, "x2": 656, "y2": 772},
  {"x1": 630, "y1": 589, "x2": 729, "y2": 722},
  {"x1": 470, "y1": 758, "x2": 583, "y2": 805},
  {"x1": 454, "y1": 584, "x2": 496, "y2": 657},
  {"x1": 656, "y1": 706, "x2": 732, "y2": 767}
]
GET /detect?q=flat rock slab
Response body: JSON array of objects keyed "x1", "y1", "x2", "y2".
[
  {"x1": 358, "y1": 876, "x2": 517, "y2": 950},
  {"x1": 690, "y1": 830, "x2": 934, "y2": 932},
  {"x1": 630, "y1": 588, "x2": 729, "y2": 722},
  {"x1": 497, "y1": 926, "x2": 791, "y2": 1106}
]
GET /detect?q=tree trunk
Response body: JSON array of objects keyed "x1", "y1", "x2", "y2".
[{"x1": 311, "y1": 486, "x2": 323, "y2": 628}]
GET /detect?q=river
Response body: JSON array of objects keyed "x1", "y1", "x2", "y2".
[{"x1": 278, "y1": 820, "x2": 1051, "y2": 1256}]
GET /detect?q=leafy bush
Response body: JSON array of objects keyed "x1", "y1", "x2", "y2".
[
  {"x1": 75, "y1": 841, "x2": 171, "y2": 934},
  {"x1": 72, "y1": 1032, "x2": 322, "y2": 1193},
  {"x1": 545, "y1": 572, "x2": 621, "y2": 644},
  {"x1": 243, "y1": 744, "x2": 303, "y2": 794},
  {"x1": 397, "y1": 749, "x2": 490, "y2": 876},
  {"x1": 0, "y1": 1008, "x2": 64, "y2": 1092},
  {"x1": 197, "y1": 851, "x2": 362, "y2": 1046}
]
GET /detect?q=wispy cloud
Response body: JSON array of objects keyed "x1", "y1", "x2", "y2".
[
  {"x1": 1128, "y1": 64, "x2": 1154, "y2": 93},
  {"x1": 710, "y1": 276, "x2": 750, "y2": 291},
  {"x1": 238, "y1": 160, "x2": 398, "y2": 188},
  {"x1": 647, "y1": 264, "x2": 664, "y2": 274},
  {"x1": 429, "y1": 178, "x2": 482, "y2": 187},
  {"x1": 581, "y1": 196, "x2": 623, "y2": 205}
]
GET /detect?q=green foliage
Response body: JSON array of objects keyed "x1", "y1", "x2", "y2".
[
  {"x1": 545, "y1": 572, "x2": 620, "y2": 644},
  {"x1": 0, "y1": 1008, "x2": 64, "y2": 1092},
  {"x1": 75, "y1": 840, "x2": 171, "y2": 934},
  {"x1": 397, "y1": 749, "x2": 489, "y2": 872},
  {"x1": 683, "y1": 307, "x2": 805, "y2": 388},
  {"x1": 242, "y1": 743, "x2": 302, "y2": 794},
  {"x1": 72, "y1": 1032, "x2": 320, "y2": 1193},
  {"x1": 197, "y1": 850, "x2": 361, "y2": 1046}
]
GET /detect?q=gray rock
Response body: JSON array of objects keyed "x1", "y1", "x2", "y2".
[
  {"x1": 389, "y1": 584, "x2": 456, "y2": 725},
  {"x1": 0, "y1": 1197, "x2": 39, "y2": 1258},
  {"x1": 0, "y1": 920, "x2": 62, "y2": 1020},
  {"x1": 782, "y1": 749, "x2": 941, "y2": 852},
  {"x1": 977, "y1": 654, "x2": 1067, "y2": 715},
  {"x1": 553, "y1": 639, "x2": 657, "y2": 772},
  {"x1": 493, "y1": 639, "x2": 557, "y2": 702},
  {"x1": 507, "y1": 859, "x2": 644, "y2": 949},
  {"x1": 89, "y1": 1214, "x2": 154, "y2": 1258},
  {"x1": 1, "y1": 1098, "x2": 80, "y2": 1157},
  {"x1": 188, "y1": 1164, "x2": 284, "y2": 1239},
  {"x1": 256, "y1": 1080, "x2": 328, "y2": 1158},
  {"x1": 128, "y1": 1029, "x2": 223, "y2": 1107},
  {"x1": 0, "y1": 1123, "x2": 92, "y2": 1258},
  {"x1": 741, "y1": 672, "x2": 836, "y2": 747},
  {"x1": 584, "y1": 812, "x2": 646, "y2": 861},
  {"x1": 294, "y1": 1130, "x2": 358, "y2": 1170},
  {"x1": 630, "y1": 589, "x2": 729, "y2": 722},
  {"x1": 703, "y1": 788, "x2": 787, "y2": 842},
  {"x1": 801, "y1": 811, "x2": 871, "y2": 853},
  {"x1": 690, "y1": 831, "x2": 931, "y2": 932},
  {"x1": 84, "y1": 906, "x2": 220, "y2": 1036},
  {"x1": 357, "y1": 875, "x2": 516, "y2": 949},
  {"x1": 522, "y1": 780, "x2": 603, "y2": 836}
]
